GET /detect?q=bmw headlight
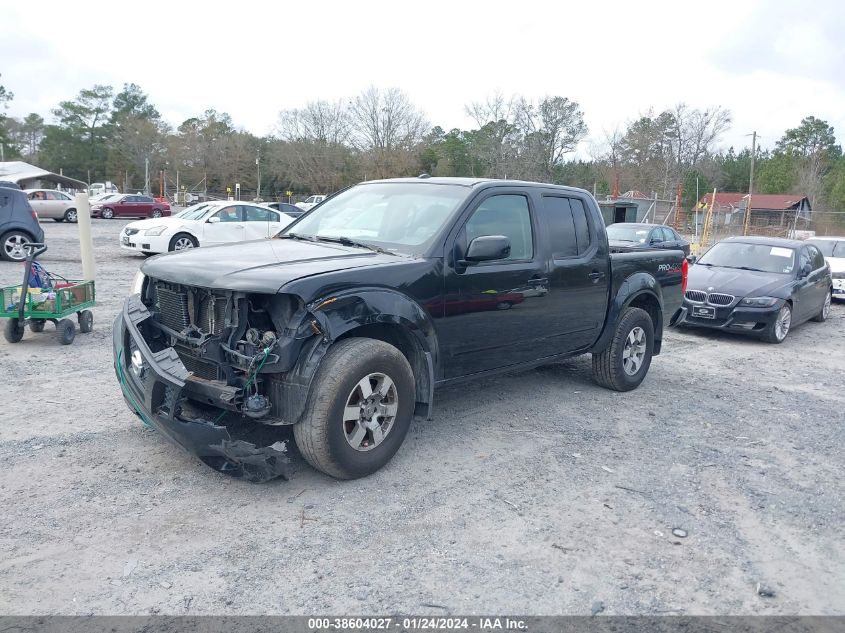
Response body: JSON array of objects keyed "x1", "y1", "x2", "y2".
[
  {"x1": 740, "y1": 296, "x2": 779, "y2": 307},
  {"x1": 130, "y1": 271, "x2": 146, "y2": 295},
  {"x1": 144, "y1": 226, "x2": 167, "y2": 236}
]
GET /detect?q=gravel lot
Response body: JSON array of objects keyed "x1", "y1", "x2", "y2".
[{"x1": 1, "y1": 220, "x2": 843, "y2": 616}]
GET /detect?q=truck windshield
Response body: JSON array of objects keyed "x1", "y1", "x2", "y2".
[
  {"x1": 697, "y1": 242, "x2": 796, "y2": 274},
  {"x1": 280, "y1": 182, "x2": 468, "y2": 255}
]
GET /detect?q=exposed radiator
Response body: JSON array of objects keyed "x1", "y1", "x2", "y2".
[{"x1": 155, "y1": 284, "x2": 190, "y2": 331}]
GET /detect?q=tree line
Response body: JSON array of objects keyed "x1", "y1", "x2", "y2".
[{"x1": 0, "y1": 74, "x2": 843, "y2": 215}]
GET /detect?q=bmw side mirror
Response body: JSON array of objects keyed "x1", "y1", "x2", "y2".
[
  {"x1": 463, "y1": 235, "x2": 511, "y2": 263},
  {"x1": 208, "y1": 217, "x2": 221, "y2": 224},
  {"x1": 686, "y1": 255, "x2": 697, "y2": 264},
  {"x1": 800, "y1": 263, "x2": 813, "y2": 278}
]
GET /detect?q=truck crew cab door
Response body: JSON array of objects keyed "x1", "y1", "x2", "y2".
[
  {"x1": 536, "y1": 193, "x2": 609, "y2": 353},
  {"x1": 440, "y1": 191, "x2": 550, "y2": 378}
]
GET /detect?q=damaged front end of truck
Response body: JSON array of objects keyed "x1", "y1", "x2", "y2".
[{"x1": 113, "y1": 276, "x2": 329, "y2": 482}]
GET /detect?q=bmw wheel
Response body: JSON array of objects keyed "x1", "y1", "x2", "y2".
[
  {"x1": 763, "y1": 303, "x2": 792, "y2": 343},
  {"x1": 811, "y1": 290, "x2": 831, "y2": 322}
]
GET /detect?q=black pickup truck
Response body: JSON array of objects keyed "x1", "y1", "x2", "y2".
[{"x1": 113, "y1": 177, "x2": 687, "y2": 482}]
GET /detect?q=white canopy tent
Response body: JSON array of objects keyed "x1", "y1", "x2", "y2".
[{"x1": 0, "y1": 161, "x2": 87, "y2": 190}]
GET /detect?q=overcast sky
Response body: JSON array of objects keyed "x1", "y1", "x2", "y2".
[{"x1": 3, "y1": 0, "x2": 843, "y2": 156}]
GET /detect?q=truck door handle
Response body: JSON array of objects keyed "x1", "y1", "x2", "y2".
[{"x1": 588, "y1": 271, "x2": 605, "y2": 281}]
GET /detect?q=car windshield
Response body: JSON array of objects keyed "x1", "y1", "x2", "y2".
[
  {"x1": 607, "y1": 225, "x2": 651, "y2": 243},
  {"x1": 698, "y1": 242, "x2": 796, "y2": 274},
  {"x1": 807, "y1": 240, "x2": 845, "y2": 257},
  {"x1": 281, "y1": 183, "x2": 468, "y2": 255},
  {"x1": 175, "y1": 203, "x2": 213, "y2": 220}
]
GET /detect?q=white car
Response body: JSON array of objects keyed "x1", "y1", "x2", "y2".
[
  {"x1": 294, "y1": 194, "x2": 326, "y2": 211},
  {"x1": 807, "y1": 236, "x2": 845, "y2": 300},
  {"x1": 25, "y1": 189, "x2": 79, "y2": 223},
  {"x1": 119, "y1": 201, "x2": 295, "y2": 255}
]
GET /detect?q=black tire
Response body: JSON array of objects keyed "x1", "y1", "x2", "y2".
[
  {"x1": 591, "y1": 306, "x2": 654, "y2": 392},
  {"x1": 293, "y1": 338, "x2": 415, "y2": 479},
  {"x1": 168, "y1": 233, "x2": 198, "y2": 251},
  {"x1": 762, "y1": 303, "x2": 792, "y2": 344},
  {"x1": 78, "y1": 310, "x2": 94, "y2": 333},
  {"x1": 811, "y1": 290, "x2": 832, "y2": 322},
  {"x1": 4, "y1": 318, "x2": 23, "y2": 343},
  {"x1": 57, "y1": 318, "x2": 76, "y2": 345},
  {"x1": 29, "y1": 319, "x2": 46, "y2": 333},
  {"x1": 64, "y1": 208, "x2": 78, "y2": 223},
  {"x1": 101, "y1": 208, "x2": 114, "y2": 219},
  {"x1": 1, "y1": 231, "x2": 33, "y2": 262}
]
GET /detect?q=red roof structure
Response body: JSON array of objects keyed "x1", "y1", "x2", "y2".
[{"x1": 698, "y1": 192, "x2": 811, "y2": 211}]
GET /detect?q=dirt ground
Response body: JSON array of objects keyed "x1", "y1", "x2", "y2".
[{"x1": 1, "y1": 219, "x2": 843, "y2": 616}]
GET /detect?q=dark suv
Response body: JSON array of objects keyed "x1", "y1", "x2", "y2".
[{"x1": 0, "y1": 186, "x2": 45, "y2": 262}]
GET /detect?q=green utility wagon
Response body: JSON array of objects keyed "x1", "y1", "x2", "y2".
[{"x1": 1, "y1": 244, "x2": 95, "y2": 345}]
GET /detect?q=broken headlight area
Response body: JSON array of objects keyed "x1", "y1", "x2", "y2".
[{"x1": 136, "y1": 279, "x2": 313, "y2": 427}]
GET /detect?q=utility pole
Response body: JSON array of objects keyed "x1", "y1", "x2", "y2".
[
  {"x1": 256, "y1": 148, "x2": 261, "y2": 200},
  {"x1": 144, "y1": 157, "x2": 150, "y2": 196},
  {"x1": 743, "y1": 131, "x2": 757, "y2": 236}
]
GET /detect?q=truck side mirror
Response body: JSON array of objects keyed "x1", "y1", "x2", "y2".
[{"x1": 464, "y1": 235, "x2": 511, "y2": 263}]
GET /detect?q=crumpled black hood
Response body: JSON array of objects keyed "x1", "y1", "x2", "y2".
[
  {"x1": 687, "y1": 265, "x2": 793, "y2": 298},
  {"x1": 141, "y1": 238, "x2": 398, "y2": 293}
]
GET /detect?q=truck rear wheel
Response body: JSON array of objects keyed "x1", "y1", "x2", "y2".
[
  {"x1": 293, "y1": 337, "x2": 415, "y2": 479},
  {"x1": 591, "y1": 306, "x2": 654, "y2": 392}
]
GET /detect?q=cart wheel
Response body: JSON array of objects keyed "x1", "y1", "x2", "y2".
[
  {"x1": 78, "y1": 310, "x2": 94, "y2": 333},
  {"x1": 4, "y1": 318, "x2": 24, "y2": 343},
  {"x1": 30, "y1": 319, "x2": 46, "y2": 333},
  {"x1": 57, "y1": 319, "x2": 76, "y2": 345}
]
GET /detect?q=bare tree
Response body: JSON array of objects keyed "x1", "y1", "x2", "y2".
[
  {"x1": 513, "y1": 96, "x2": 587, "y2": 180},
  {"x1": 277, "y1": 100, "x2": 351, "y2": 145},
  {"x1": 349, "y1": 86, "x2": 427, "y2": 152},
  {"x1": 464, "y1": 93, "x2": 521, "y2": 178},
  {"x1": 348, "y1": 87, "x2": 428, "y2": 178}
]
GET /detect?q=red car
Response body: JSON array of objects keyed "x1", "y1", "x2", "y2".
[{"x1": 90, "y1": 194, "x2": 171, "y2": 219}]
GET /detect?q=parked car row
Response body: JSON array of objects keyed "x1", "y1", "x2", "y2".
[{"x1": 119, "y1": 201, "x2": 295, "y2": 255}]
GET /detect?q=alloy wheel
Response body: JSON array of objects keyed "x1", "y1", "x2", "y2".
[
  {"x1": 3, "y1": 234, "x2": 29, "y2": 261},
  {"x1": 775, "y1": 305, "x2": 791, "y2": 341},
  {"x1": 342, "y1": 373, "x2": 399, "y2": 452},
  {"x1": 174, "y1": 237, "x2": 194, "y2": 250},
  {"x1": 622, "y1": 326, "x2": 647, "y2": 376}
]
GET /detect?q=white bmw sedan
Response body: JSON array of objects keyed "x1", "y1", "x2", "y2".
[{"x1": 119, "y1": 201, "x2": 295, "y2": 255}]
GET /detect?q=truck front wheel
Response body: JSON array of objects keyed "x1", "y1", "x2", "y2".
[
  {"x1": 293, "y1": 337, "x2": 415, "y2": 479},
  {"x1": 591, "y1": 307, "x2": 654, "y2": 392}
]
